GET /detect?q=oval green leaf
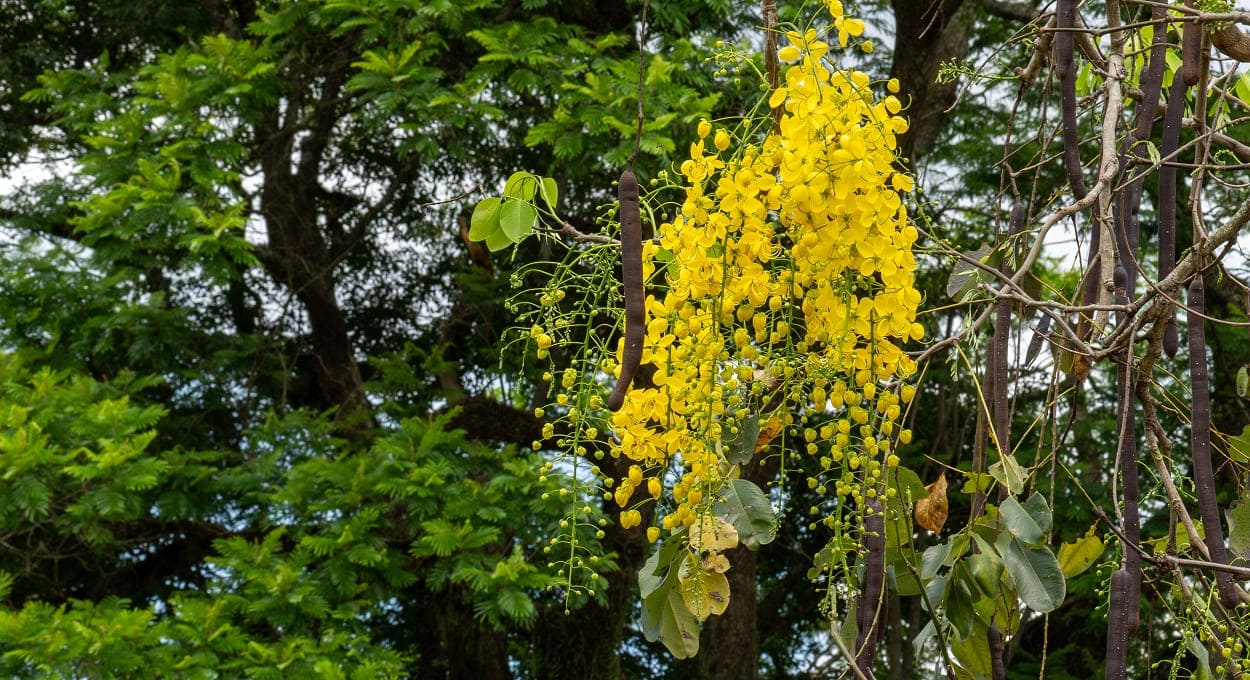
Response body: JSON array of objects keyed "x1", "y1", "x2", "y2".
[
  {"x1": 503, "y1": 171, "x2": 537, "y2": 200},
  {"x1": 539, "y1": 176, "x2": 559, "y2": 208},
  {"x1": 1000, "y1": 496, "x2": 1047, "y2": 545},
  {"x1": 499, "y1": 199, "x2": 537, "y2": 242},
  {"x1": 468, "y1": 196, "x2": 502, "y2": 241},
  {"x1": 712, "y1": 478, "x2": 776, "y2": 549},
  {"x1": 1004, "y1": 538, "x2": 1065, "y2": 613}
]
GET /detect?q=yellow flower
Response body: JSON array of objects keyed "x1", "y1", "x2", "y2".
[{"x1": 835, "y1": 16, "x2": 866, "y2": 48}]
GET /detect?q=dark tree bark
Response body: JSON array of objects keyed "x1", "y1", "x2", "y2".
[
  {"x1": 889, "y1": 0, "x2": 977, "y2": 165},
  {"x1": 252, "y1": 39, "x2": 371, "y2": 423},
  {"x1": 436, "y1": 589, "x2": 513, "y2": 680},
  {"x1": 698, "y1": 455, "x2": 780, "y2": 680},
  {"x1": 530, "y1": 449, "x2": 652, "y2": 680}
]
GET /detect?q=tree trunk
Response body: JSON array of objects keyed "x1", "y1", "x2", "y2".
[
  {"x1": 889, "y1": 0, "x2": 976, "y2": 165},
  {"x1": 530, "y1": 451, "x2": 651, "y2": 679},
  {"x1": 256, "y1": 106, "x2": 369, "y2": 421},
  {"x1": 698, "y1": 455, "x2": 781, "y2": 679}
]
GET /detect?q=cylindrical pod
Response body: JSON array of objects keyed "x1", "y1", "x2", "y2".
[{"x1": 607, "y1": 169, "x2": 644, "y2": 411}]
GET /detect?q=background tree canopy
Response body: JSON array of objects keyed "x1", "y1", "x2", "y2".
[{"x1": 3, "y1": 0, "x2": 1250, "y2": 678}]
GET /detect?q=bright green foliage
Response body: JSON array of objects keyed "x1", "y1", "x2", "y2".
[{"x1": 0, "y1": 360, "x2": 577, "y2": 676}]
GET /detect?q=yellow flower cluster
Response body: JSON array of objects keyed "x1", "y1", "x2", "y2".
[{"x1": 607, "y1": 21, "x2": 922, "y2": 535}]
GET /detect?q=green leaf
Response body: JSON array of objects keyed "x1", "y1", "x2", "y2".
[
  {"x1": 712, "y1": 478, "x2": 776, "y2": 549},
  {"x1": 885, "y1": 465, "x2": 928, "y2": 504},
  {"x1": 1186, "y1": 632, "x2": 1216, "y2": 680},
  {"x1": 1057, "y1": 526, "x2": 1105, "y2": 577},
  {"x1": 966, "y1": 552, "x2": 1003, "y2": 598},
  {"x1": 1021, "y1": 493, "x2": 1052, "y2": 533},
  {"x1": 659, "y1": 579, "x2": 700, "y2": 658},
  {"x1": 988, "y1": 454, "x2": 1025, "y2": 495},
  {"x1": 947, "y1": 563, "x2": 976, "y2": 639},
  {"x1": 1236, "y1": 73, "x2": 1250, "y2": 108},
  {"x1": 950, "y1": 621, "x2": 993, "y2": 677},
  {"x1": 889, "y1": 557, "x2": 923, "y2": 596},
  {"x1": 484, "y1": 227, "x2": 513, "y2": 252},
  {"x1": 503, "y1": 171, "x2": 537, "y2": 201},
  {"x1": 640, "y1": 533, "x2": 685, "y2": 599},
  {"x1": 468, "y1": 197, "x2": 502, "y2": 241},
  {"x1": 946, "y1": 244, "x2": 994, "y2": 301},
  {"x1": 999, "y1": 497, "x2": 1045, "y2": 545},
  {"x1": 1003, "y1": 538, "x2": 1065, "y2": 612},
  {"x1": 1228, "y1": 425, "x2": 1250, "y2": 464},
  {"x1": 539, "y1": 177, "x2": 559, "y2": 208},
  {"x1": 640, "y1": 562, "x2": 676, "y2": 641},
  {"x1": 999, "y1": 493, "x2": 1051, "y2": 547},
  {"x1": 961, "y1": 472, "x2": 993, "y2": 495},
  {"x1": 499, "y1": 199, "x2": 537, "y2": 242},
  {"x1": 1227, "y1": 496, "x2": 1250, "y2": 556},
  {"x1": 1143, "y1": 139, "x2": 1160, "y2": 168},
  {"x1": 721, "y1": 413, "x2": 759, "y2": 465}
]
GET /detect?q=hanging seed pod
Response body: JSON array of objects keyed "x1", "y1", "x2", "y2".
[
  {"x1": 1188, "y1": 274, "x2": 1239, "y2": 607},
  {"x1": 607, "y1": 169, "x2": 644, "y2": 412},
  {"x1": 1159, "y1": 74, "x2": 1185, "y2": 357},
  {"x1": 1105, "y1": 568, "x2": 1131, "y2": 680},
  {"x1": 1056, "y1": 0, "x2": 1088, "y2": 200},
  {"x1": 1181, "y1": 0, "x2": 1201, "y2": 87}
]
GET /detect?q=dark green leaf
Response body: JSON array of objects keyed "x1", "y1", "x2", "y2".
[
  {"x1": 1003, "y1": 538, "x2": 1065, "y2": 612},
  {"x1": 946, "y1": 244, "x2": 995, "y2": 300},
  {"x1": 1000, "y1": 496, "x2": 1046, "y2": 545},
  {"x1": 950, "y1": 621, "x2": 993, "y2": 677},
  {"x1": 712, "y1": 478, "x2": 776, "y2": 549}
]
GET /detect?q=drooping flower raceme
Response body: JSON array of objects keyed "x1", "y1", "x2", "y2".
[{"x1": 606, "y1": 26, "x2": 921, "y2": 538}]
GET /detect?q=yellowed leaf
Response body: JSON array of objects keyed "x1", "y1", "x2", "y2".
[
  {"x1": 679, "y1": 556, "x2": 731, "y2": 621},
  {"x1": 914, "y1": 474, "x2": 948, "y2": 532},
  {"x1": 756, "y1": 417, "x2": 784, "y2": 453},
  {"x1": 1072, "y1": 353, "x2": 1091, "y2": 383},
  {"x1": 690, "y1": 515, "x2": 739, "y2": 553},
  {"x1": 702, "y1": 551, "x2": 731, "y2": 574}
]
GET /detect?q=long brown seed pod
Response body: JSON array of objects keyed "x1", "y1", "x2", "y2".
[
  {"x1": 1116, "y1": 4, "x2": 1168, "y2": 292},
  {"x1": 1134, "y1": 5, "x2": 1169, "y2": 143},
  {"x1": 1105, "y1": 568, "x2": 1131, "y2": 680},
  {"x1": 1182, "y1": 0, "x2": 1201, "y2": 87},
  {"x1": 607, "y1": 168, "x2": 644, "y2": 412},
  {"x1": 1159, "y1": 74, "x2": 1185, "y2": 357},
  {"x1": 1056, "y1": 0, "x2": 1088, "y2": 200},
  {"x1": 1188, "y1": 274, "x2": 1239, "y2": 607},
  {"x1": 606, "y1": 1, "x2": 648, "y2": 412}
]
